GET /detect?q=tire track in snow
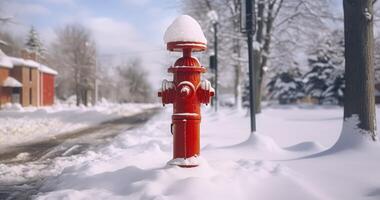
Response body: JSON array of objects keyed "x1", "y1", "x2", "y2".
[{"x1": 0, "y1": 108, "x2": 161, "y2": 199}]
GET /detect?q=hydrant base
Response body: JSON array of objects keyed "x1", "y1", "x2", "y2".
[
  {"x1": 167, "y1": 155, "x2": 200, "y2": 168},
  {"x1": 172, "y1": 119, "x2": 200, "y2": 159}
]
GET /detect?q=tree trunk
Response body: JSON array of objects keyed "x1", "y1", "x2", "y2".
[
  {"x1": 253, "y1": 0, "x2": 265, "y2": 114},
  {"x1": 234, "y1": 63, "x2": 240, "y2": 106},
  {"x1": 343, "y1": 0, "x2": 376, "y2": 140},
  {"x1": 254, "y1": 49, "x2": 262, "y2": 113},
  {"x1": 84, "y1": 89, "x2": 88, "y2": 106},
  {"x1": 75, "y1": 72, "x2": 80, "y2": 106},
  {"x1": 233, "y1": 38, "x2": 242, "y2": 109}
]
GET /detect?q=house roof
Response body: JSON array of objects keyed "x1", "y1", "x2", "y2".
[
  {"x1": 0, "y1": 49, "x2": 12, "y2": 68},
  {"x1": 39, "y1": 64, "x2": 58, "y2": 75},
  {"x1": 0, "y1": 40, "x2": 7, "y2": 46},
  {"x1": 0, "y1": 56, "x2": 13, "y2": 68},
  {"x1": 0, "y1": 49, "x2": 57, "y2": 75},
  {"x1": 2, "y1": 76, "x2": 22, "y2": 87}
]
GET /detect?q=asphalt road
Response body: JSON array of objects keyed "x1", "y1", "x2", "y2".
[{"x1": 0, "y1": 107, "x2": 161, "y2": 200}]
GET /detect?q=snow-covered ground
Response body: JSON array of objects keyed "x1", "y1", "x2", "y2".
[
  {"x1": 2, "y1": 105, "x2": 380, "y2": 200},
  {"x1": 0, "y1": 101, "x2": 158, "y2": 149}
]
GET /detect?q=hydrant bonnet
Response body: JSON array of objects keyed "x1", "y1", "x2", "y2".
[{"x1": 164, "y1": 15, "x2": 207, "y2": 52}]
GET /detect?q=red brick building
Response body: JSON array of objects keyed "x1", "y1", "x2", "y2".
[{"x1": 0, "y1": 50, "x2": 57, "y2": 107}]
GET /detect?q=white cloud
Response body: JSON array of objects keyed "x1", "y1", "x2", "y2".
[
  {"x1": 39, "y1": 27, "x2": 56, "y2": 45},
  {"x1": 122, "y1": 0, "x2": 151, "y2": 7},
  {"x1": 1, "y1": 1, "x2": 178, "y2": 88},
  {"x1": 86, "y1": 17, "x2": 145, "y2": 53},
  {"x1": 3, "y1": 2, "x2": 51, "y2": 17},
  {"x1": 85, "y1": 17, "x2": 167, "y2": 87},
  {"x1": 42, "y1": 0, "x2": 76, "y2": 6}
]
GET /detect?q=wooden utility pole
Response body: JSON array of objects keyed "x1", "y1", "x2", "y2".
[{"x1": 343, "y1": 0, "x2": 377, "y2": 140}]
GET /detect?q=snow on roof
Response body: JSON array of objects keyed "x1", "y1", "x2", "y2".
[
  {"x1": 164, "y1": 15, "x2": 207, "y2": 44},
  {"x1": 9, "y1": 57, "x2": 39, "y2": 68},
  {"x1": 0, "y1": 40, "x2": 8, "y2": 46},
  {"x1": 11, "y1": 58, "x2": 57, "y2": 75},
  {"x1": 39, "y1": 64, "x2": 58, "y2": 75},
  {"x1": 0, "y1": 50, "x2": 57, "y2": 75},
  {"x1": 0, "y1": 57, "x2": 13, "y2": 68},
  {"x1": 2, "y1": 76, "x2": 22, "y2": 87},
  {"x1": 24, "y1": 60, "x2": 41, "y2": 68},
  {"x1": 0, "y1": 49, "x2": 13, "y2": 68}
]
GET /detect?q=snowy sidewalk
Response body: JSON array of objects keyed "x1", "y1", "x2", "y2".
[
  {"x1": 2, "y1": 105, "x2": 380, "y2": 200},
  {"x1": 0, "y1": 102, "x2": 158, "y2": 150}
]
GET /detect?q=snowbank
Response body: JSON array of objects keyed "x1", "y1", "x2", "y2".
[
  {"x1": 331, "y1": 114, "x2": 379, "y2": 151},
  {"x1": 0, "y1": 102, "x2": 158, "y2": 149}
]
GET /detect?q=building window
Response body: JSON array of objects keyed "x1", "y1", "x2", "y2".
[
  {"x1": 29, "y1": 68, "x2": 32, "y2": 81},
  {"x1": 29, "y1": 88, "x2": 32, "y2": 105},
  {"x1": 12, "y1": 88, "x2": 20, "y2": 94}
]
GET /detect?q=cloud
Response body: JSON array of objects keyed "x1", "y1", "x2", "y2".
[
  {"x1": 86, "y1": 17, "x2": 147, "y2": 53},
  {"x1": 3, "y1": 2, "x2": 51, "y2": 17},
  {"x1": 1, "y1": 1, "x2": 178, "y2": 88},
  {"x1": 85, "y1": 17, "x2": 168, "y2": 87},
  {"x1": 122, "y1": 0, "x2": 151, "y2": 7},
  {"x1": 39, "y1": 27, "x2": 56, "y2": 45},
  {"x1": 42, "y1": 0, "x2": 76, "y2": 6}
]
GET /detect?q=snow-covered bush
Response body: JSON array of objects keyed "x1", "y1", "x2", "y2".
[
  {"x1": 1, "y1": 103, "x2": 24, "y2": 111},
  {"x1": 303, "y1": 30, "x2": 345, "y2": 105},
  {"x1": 267, "y1": 68, "x2": 304, "y2": 104},
  {"x1": 321, "y1": 70, "x2": 345, "y2": 105}
]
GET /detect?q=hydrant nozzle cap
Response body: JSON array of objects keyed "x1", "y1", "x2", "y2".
[{"x1": 164, "y1": 15, "x2": 207, "y2": 45}]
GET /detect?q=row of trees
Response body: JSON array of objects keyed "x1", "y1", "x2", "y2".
[
  {"x1": 181, "y1": 0, "x2": 335, "y2": 112},
  {"x1": 49, "y1": 24, "x2": 153, "y2": 105},
  {"x1": 182, "y1": 0, "x2": 378, "y2": 139},
  {"x1": 0, "y1": 0, "x2": 153, "y2": 105},
  {"x1": 0, "y1": 23, "x2": 153, "y2": 105},
  {"x1": 266, "y1": 30, "x2": 345, "y2": 105}
]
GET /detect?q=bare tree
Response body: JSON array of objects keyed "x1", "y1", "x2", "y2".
[
  {"x1": 253, "y1": 0, "x2": 333, "y2": 112},
  {"x1": 0, "y1": 31, "x2": 23, "y2": 56},
  {"x1": 116, "y1": 58, "x2": 153, "y2": 103},
  {"x1": 0, "y1": 1, "x2": 12, "y2": 24},
  {"x1": 182, "y1": 0, "x2": 332, "y2": 112},
  {"x1": 181, "y1": 0, "x2": 244, "y2": 108},
  {"x1": 50, "y1": 24, "x2": 97, "y2": 106},
  {"x1": 0, "y1": 1, "x2": 18, "y2": 54},
  {"x1": 343, "y1": 0, "x2": 376, "y2": 140}
]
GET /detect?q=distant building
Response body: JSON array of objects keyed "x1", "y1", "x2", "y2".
[{"x1": 0, "y1": 49, "x2": 57, "y2": 107}]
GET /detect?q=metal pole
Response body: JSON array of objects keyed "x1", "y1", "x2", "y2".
[
  {"x1": 246, "y1": 0, "x2": 256, "y2": 132},
  {"x1": 95, "y1": 58, "x2": 98, "y2": 104},
  {"x1": 209, "y1": 55, "x2": 215, "y2": 107},
  {"x1": 214, "y1": 22, "x2": 218, "y2": 112}
]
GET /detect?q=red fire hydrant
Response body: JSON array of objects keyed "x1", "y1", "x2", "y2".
[{"x1": 158, "y1": 15, "x2": 214, "y2": 167}]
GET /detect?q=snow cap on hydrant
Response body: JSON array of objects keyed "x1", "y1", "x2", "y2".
[
  {"x1": 164, "y1": 15, "x2": 207, "y2": 52},
  {"x1": 158, "y1": 15, "x2": 214, "y2": 167}
]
